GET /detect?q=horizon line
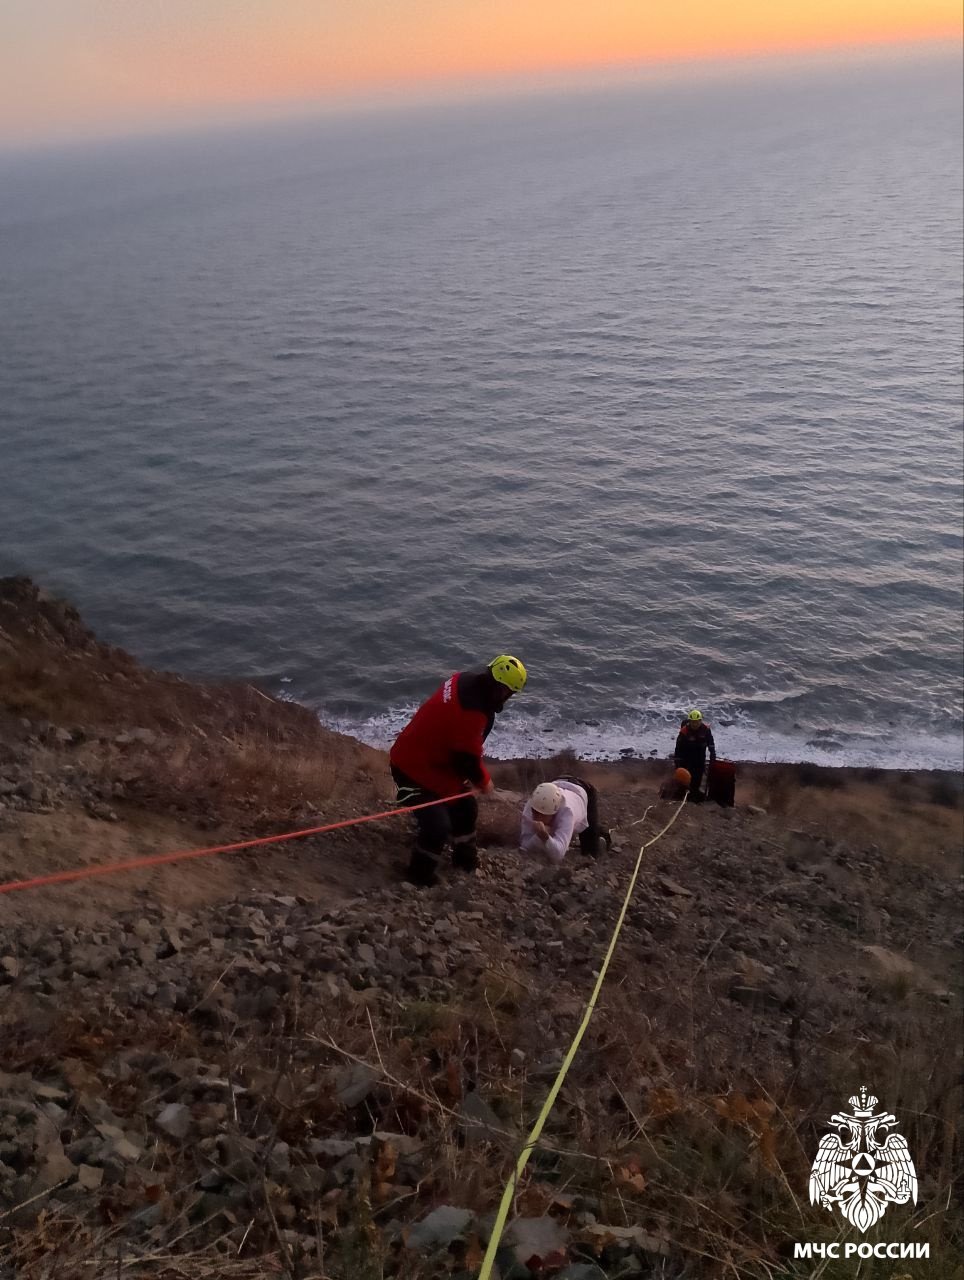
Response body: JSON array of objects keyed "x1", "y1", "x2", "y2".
[{"x1": 2, "y1": 34, "x2": 960, "y2": 157}]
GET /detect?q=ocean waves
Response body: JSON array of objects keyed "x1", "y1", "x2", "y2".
[{"x1": 0, "y1": 57, "x2": 961, "y2": 770}]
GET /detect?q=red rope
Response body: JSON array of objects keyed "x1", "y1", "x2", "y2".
[{"x1": 0, "y1": 790, "x2": 474, "y2": 896}]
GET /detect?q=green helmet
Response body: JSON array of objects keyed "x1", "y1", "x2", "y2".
[{"x1": 687, "y1": 709, "x2": 703, "y2": 721}]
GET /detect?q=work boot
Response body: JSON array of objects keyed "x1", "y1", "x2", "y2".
[
  {"x1": 579, "y1": 831, "x2": 601, "y2": 857},
  {"x1": 406, "y1": 845, "x2": 440, "y2": 888},
  {"x1": 451, "y1": 838, "x2": 479, "y2": 873},
  {"x1": 580, "y1": 826, "x2": 613, "y2": 857}
]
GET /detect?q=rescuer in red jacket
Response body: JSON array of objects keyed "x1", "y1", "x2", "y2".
[{"x1": 390, "y1": 655, "x2": 527, "y2": 886}]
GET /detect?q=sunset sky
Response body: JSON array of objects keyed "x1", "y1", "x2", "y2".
[{"x1": 1, "y1": 0, "x2": 960, "y2": 146}]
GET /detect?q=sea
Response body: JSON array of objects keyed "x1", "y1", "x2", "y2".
[{"x1": 1, "y1": 50, "x2": 962, "y2": 770}]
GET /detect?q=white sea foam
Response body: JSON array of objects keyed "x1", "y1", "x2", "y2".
[{"x1": 318, "y1": 705, "x2": 964, "y2": 772}]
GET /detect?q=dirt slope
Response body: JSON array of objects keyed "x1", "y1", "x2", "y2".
[{"x1": 0, "y1": 578, "x2": 961, "y2": 1279}]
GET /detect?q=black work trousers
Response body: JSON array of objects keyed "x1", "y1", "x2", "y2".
[
  {"x1": 678, "y1": 755, "x2": 707, "y2": 802},
  {"x1": 556, "y1": 775, "x2": 611, "y2": 855},
  {"x1": 391, "y1": 766, "x2": 479, "y2": 884}
]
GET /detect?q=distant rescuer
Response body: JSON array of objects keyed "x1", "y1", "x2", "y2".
[
  {"x1": 389, "y1": 655, "x2": 527, "y2": 887},
  {"x1": 520, "y1": 777, "x2": 612, "y2": 863},
  {"x1": 674, "y1": 709, "x2": 716, "y2": 802}
]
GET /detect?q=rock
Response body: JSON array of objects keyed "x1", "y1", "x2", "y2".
[
  {"x1": 36, "y1": 1148, "x2": 75, "y2": 1188},
  {"x1": 406, "y1": 1204, "x2": 474, "y2": 1251},
  {"x1": 115, "y1": 729, "x2": 158, "y2": 748},
  {"x1": 76, "y1": 1163, "x2": 104, "y2": 1191},
  {"x1": 333, "y1": 1062, "x2": 377, "y2": 1108},
  {"x1": 459, "y1": 1091, "x2": 506, "y2": 1144},
  {"x1": 93, "y1": 1162, "x2": 126, "y2": 1187},
  {"x1": 731, "y1": 955, "x2": 776, "y2": 986},
  {"x1": 218, "y1": 1134, "x2": 259, "y2": 1180},
  {"x1": 309, "y1": 1138, "x2": 356, "y2": 1161},
  {"x1": 251, "y1": 987, "x2": 279, "y2": 1018},
  {"x1": 727, "y1": 985, "x2": 788, "y2": 1014},
  {"x1": 86, "y1": 802, "x2": 118, "y2": 822},
  {"x1": 96, "y1": 1125, "x2": 144, "y2": 1163},
  {"x1": 531, "y1": 1053, "x2": 565, "y2": 1080},
  {"x1": 64, "y1": 1137, "x2": 97, "y2": 1164},
  {"x1": 746, "y1": 805, "x2": 767, "y2": 816},
  {"x1": 281, "y1": 1165, "x2": 328, "y2": 1196},
  {"x1": 506, "y1": 1216, "x2": 570, "y2": 1267},
  {"x1": 331, "y1": 1153, "x2": 366, "y2": 1186},
  {"x1": 0, "y1": 956, "x2": 19, "y2": 981},
  {"x1": 156, "y1": 1103, "x2": 192, "y2": 1141},
  {"x1": 320, "y1": 974, "x2": 347, "y2": 1002},
  {"x1": 510, "y1": 1048, "x2": 526, "y2": 1068},
  {"x1": 657, "y1": 876, "x2": 693, "y2": 897},
  {"x1": 860, "y1": 946, "x2": 949, "y2": 996},
  {"x1": 486, "y1": 1246, "x2": 533, "y2": 1279},
  {"x1": 160, "y1": 925, "x2": 184, "y2": 954},
  {"x1": 579, "y1": 1223, "x2": 668, "y2": 1257},
  {"x1": 61, "y1": 1059, "x2": 99, "y2": 1092},
  {"x1": 74, "y1": 946, "x2": 114, "y2": 978},
  {"x1": 363, "y1": 1131, "x2": 423, "y2": 1157},
  {"x1": 137, "y1": 1202, "x2": 167, "y2": 1229},
  {"x1": 153, "y1": 983, "x2": 179, "y2": 1009}
]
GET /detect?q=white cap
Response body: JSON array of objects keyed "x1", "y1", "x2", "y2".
[{"x1": 531, "y1": 782, "x2": 565, "y2": 816}]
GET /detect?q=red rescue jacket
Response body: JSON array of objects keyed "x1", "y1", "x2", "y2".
[{"x1": 390, "y1": 673, "x2": 493, "y2": 798}]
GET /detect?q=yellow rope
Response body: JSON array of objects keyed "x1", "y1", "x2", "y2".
[{"x1": 477, "y1": 795, "x2": 688, "y2": 1278}]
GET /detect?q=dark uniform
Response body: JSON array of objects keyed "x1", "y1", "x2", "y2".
[{"x1": 674, "y1": 719, "x2": 716, "y2": 802}]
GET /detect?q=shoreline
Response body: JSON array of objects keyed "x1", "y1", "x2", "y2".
[
  {"x1": 1, "y1": 571, "x2": 960, "y2": 786},
  {"x1": 318, "y1": 712, "x2": 964, "y2": 778}
]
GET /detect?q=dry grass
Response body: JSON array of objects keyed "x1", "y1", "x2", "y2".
[
  {"x1": 0, "y1": 649, "x2": 319, "y2": 744},
  {"x1": 490, "y1": 749, "x2": 583, "y2": 796},
  {"x1": 491, "y1": 753, "x2": 668, "y2": 793},
  {"x1": 1, "y1": 637, "x2": 385, "y2": 832},
  {"x1": 744, "y1": 771, "x2": 963, "y2": 870},
  {"x1": 2, "y1": 950, "x2": 960, "y2": 1280},
  {"x1": 477, "y1": 800, "x2": 522, "y2": 849},
  {"x1": 109, "y1": 735, "x2": 363, "y2": 830}
]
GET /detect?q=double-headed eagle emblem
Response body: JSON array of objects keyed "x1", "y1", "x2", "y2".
[{"x1": 809, "y1": 1086, "x2": 918, "y2": 1232}]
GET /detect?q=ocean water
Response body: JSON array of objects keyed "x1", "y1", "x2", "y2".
[{"x1": 1, "y1": 53, "x2": 962, "y2": 769}]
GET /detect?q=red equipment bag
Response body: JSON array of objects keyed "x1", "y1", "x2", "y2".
[{"x1": 707, "y1": 760, "x2": 736, "y2": 807}]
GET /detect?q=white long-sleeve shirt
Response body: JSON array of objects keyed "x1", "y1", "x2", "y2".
[{"x1": 519, "y1": 779, "x2": 589, "y2": 863}]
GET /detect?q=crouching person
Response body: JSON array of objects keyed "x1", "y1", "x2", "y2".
[{"x1": 520, "y1": 777, "x2": 611, "y2": 863}]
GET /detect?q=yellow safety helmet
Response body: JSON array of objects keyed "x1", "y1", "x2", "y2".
[
  {"x1": 489, "y1": 654, "x2": 527, "y2": 693},
  {"x1": 687, "y1": 709, "x2": 703, "y2": 721}
]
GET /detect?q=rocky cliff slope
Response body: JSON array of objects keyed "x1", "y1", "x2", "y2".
[{"x1": 0, "y1": 579, "x2": 960, "y2": 1279}]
